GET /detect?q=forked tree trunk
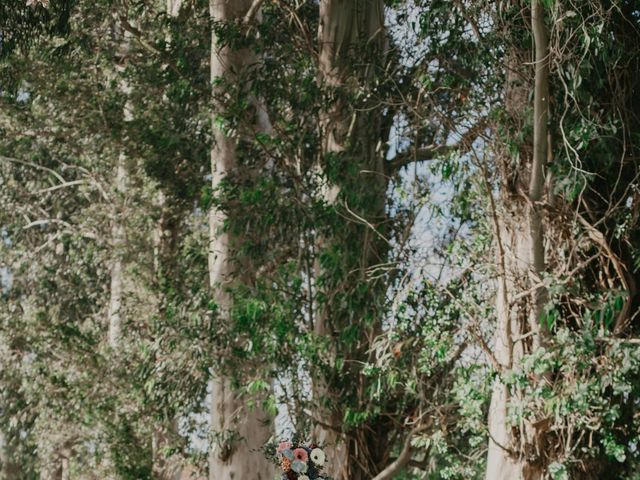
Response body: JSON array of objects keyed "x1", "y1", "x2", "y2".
[
  {"x1": 485, "y1": 2, "x2": 549, "y2": 479},
  {"x1": 208, "y1": 1, "x2": 273, "y2": 479},
  {"x1": 314, "y1": 1, "x2": 388, "y2": 478}
]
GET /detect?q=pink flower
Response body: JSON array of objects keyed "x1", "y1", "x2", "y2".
[
  {"x1": 277, "y1": 441, "x2": 292, "y2": 453},
  {"x1": 293, "y1": 448, "x2": 309, "y2": 462}
]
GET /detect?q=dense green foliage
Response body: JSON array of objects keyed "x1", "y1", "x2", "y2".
[{"x1": 1, "y1": 1, "x2": 639, "y2": 479}]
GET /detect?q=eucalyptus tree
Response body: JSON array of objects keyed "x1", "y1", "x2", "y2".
[
  {"x1": 1, "y1": 1, "x2": 215, "y2": 478},
  {"x1": 207, "y1": 1, "x2": 489, "y2": 478},
  {"x1": 2, "y1": 1, "x2": 639, "y2": 480},
  {"x1": 484, "y1": 1, "x2": 551, "y2": 478},
  {"x1": 207, "y1": 0, "x2": 274, "y2": 478},
  {"x1": 478, "y1": 1, "x2": 640, "y2": 478}
]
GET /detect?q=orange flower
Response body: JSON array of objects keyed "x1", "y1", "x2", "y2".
[{"x1": 281, "y1": 457, "x2": 292, "y2": 472}]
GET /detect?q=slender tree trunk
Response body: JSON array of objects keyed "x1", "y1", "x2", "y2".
[
  {"x1": 208, "y1": 1, "x2": 273, "y2": 478},
  {"x1": 153, "y1": 419, "x2": 182, "y2": 480},
  {"x1": 314, "y1": 1, "x2": 389, "y2": 478},
  {"x1": 0, "y1": 429, "x2": 20, "y2": 478},
  {"x1": 152, "y1": 191, "x2": 183, "y2": 480},
  {"x1": 108, "y1": 25, "x2": 133, "y2": 349},
  {"x1": 485, "y1": 2, "x2": 549, "y2": 479},
  {"x1": 39, "y1": 444, "x2": 70, "y2": 480},
  {"x1": 528, "y1": 0, "x2": 550, "y2": 350},
  {"x1": 108, "y1": 152, "x2": 128, "y2": 348},
  {"x1": 152, "y1": 4, "x2": 185, "y2": 477}
]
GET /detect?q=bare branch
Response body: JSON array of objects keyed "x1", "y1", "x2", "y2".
[
  {"x1": 452, "y1": 0, "x2": 483, "y2": 41},
  {"x1": 244, "y1": 0, "x2": 266, "y2": 25},
  {"x1": 386, "y1": 145, "x2": 452, "y2": 173},
  {"x1": 0, "y1": 155, "x2": 67, "y2": 184},
  {"x1": 37, "y1": 180, "x2": 86, "y2": 194},
  {"x1": 577, "y1": 212, "x2": 636, "y2": 333},
  {"x1": 371, "y1": 422, "x2": 432, "y2": 480},
  {"x1": 386, "y1": 119, "x2": 486, "y2": 174}
]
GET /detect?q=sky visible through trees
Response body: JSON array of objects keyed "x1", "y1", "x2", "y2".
[{"x1": 1, "y1": 1, "x2": 640, "y2": 480}]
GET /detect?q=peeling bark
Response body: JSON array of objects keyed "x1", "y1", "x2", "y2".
[
  {"x1": 485, "y1": 2, "x2": 550, "y2": 479},
  {"x1": 314, "y1": 1, "x2": 390, "y2": 478}
]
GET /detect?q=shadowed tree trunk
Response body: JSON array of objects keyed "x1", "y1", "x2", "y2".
[
  {"x1": 152, "y1": 192, "x2": 183, "y2": 480},
  {"x1": 0, "y1": 403, "x2": 20, "y2": 478},
  {"x1": 313, "y1": 1, "x2": 391, "y2": 478},
  {"x1": 151, "y1": 3, "x2": 186, "y2": 477}
]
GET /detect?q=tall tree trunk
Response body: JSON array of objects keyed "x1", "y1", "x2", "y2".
[
  {"x1": 485, "y1": 2, "x2": 549, "y2": 479},
  {"x1": 108, "y1": 25, "x2": 133, "y2": 349},
  {"x1": 107, "y1": 152, "x2": 128, "y2": 349},
  {"x1": 314, "y1": 1, "x2": 389, "y2": 478},
  {"x1": 152, "y1": 4, "x2": 185, "y2": 477},
  {"x1": 153, "y1": 420, "x2": 182, "y2": 480},
  {"x1": 208, "y1": 1, "x2": 273, "y2": 479}
]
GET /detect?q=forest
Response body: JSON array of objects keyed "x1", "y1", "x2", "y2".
[{"x1": 1, "y1": 0, "x2": 640, "y2": 479}]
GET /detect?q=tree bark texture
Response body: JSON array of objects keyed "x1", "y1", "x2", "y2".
[
  {"x1": 107, "y1": 152, "x2": 128, "y2": 349},
  {"x1": 208, "y1": 1, "x2": 273, "y2": 479},
  {"x1": 485, "y1": 2, "x2": 550, "y2": 479},
  {"x1": 314, "y1": 1, "x2": 391, "y2": 479}
]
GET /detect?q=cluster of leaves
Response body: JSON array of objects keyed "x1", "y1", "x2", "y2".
[
  {"x1": 0, "y1": 0, "x2": 215, "y2": 477},
  {"x1": 2, "y1": 0, "x2": 640, "y2": 479}
]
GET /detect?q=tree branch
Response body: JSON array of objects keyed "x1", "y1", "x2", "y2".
[
  {"x1": 371, "y1": 423, "x2": 432, "y2": 480},
  {"x1": 244, "y1": 0, "x2": 266, "y2": 25},
  {"x1": 386, "y1": 119, "x2": 486, "y2": 174},
  {"x1": 386, "y1": 145, "x2": 452, "y2": 173},
  {"x1": 0, "y1": 154, "x2": 67, "y2": 184}
]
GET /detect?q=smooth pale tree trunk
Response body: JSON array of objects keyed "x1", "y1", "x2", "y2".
[
  {"x1": 167, "y1": 0, "x2": 182, "y2": 17},
  {"x1": 107, "y1": 152, "x2": 128, "y2": 348},
  {"x1": 485, "y1": 2, "x2": 549, "y2": 479},
  {"x1": 108, "y1": 26, "x2": 133, "y2": 349},
  {"x1": 103, "y1": 33, "x2": 134, "y2": 479},
  {"x1": 314, "y1": 1, "x2": 389, "y2": 478},
  {"x1": 39, "y1": 36, "x2": 135, "y2": 480},
  {"x1": 208, "y1": 1, "x2": 273, "y2": 479}
]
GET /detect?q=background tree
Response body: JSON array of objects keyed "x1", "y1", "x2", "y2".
[{"x1": 1, "y1": 1, "x2": 640, "y2": 480}]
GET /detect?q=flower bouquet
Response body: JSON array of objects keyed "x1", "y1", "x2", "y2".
[{"x1": 271, "y1": 440, "x2": 329, "y2": 480}]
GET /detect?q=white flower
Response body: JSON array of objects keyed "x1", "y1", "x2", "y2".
[
  {"x1": 299, "y1": 476, "x2": 310, "y2": 480},
  {"x1": 291, "y1": 460, "x2": 308, "y2": 473},
  {"x1": 310, "y1": 448, "x2": 326, "y2": 467}
]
